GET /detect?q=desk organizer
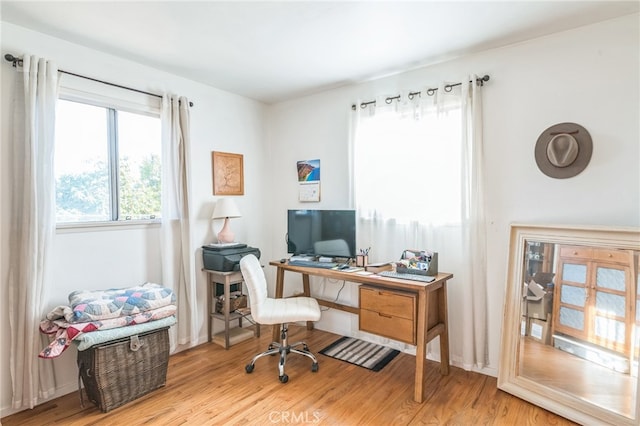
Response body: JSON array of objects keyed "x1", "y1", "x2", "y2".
[
  {"x1": 77, "y1": 327, "x2": 169, "y2": 412},
  {"x1": 396, "y1": 252, "x2": 438, "y2": 276}
]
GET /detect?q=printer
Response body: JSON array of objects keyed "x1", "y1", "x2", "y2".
[{"x1": 202, "y1": 244, "x2": 261, "y2": 272}]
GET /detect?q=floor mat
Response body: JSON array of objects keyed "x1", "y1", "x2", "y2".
[{"x1": 319, "y1": 336, "x2": 400, "y2": 372}]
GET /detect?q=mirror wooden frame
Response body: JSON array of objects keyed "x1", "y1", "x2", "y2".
[{"x1": 498, "y1": 223, "x2": 640, "y2": 425}]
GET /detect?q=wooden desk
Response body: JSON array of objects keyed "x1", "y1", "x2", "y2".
[{"x1": 269, "y1": 260, "x2": 453, "y2": 403}]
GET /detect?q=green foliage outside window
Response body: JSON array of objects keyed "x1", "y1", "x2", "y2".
[{"x1": 56, "y1": 155, "x2": 161, "y2": 222}]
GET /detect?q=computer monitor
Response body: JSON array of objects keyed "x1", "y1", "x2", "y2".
[{"x1": 286, "y1": 209, "x2": 356, "y2": 259}]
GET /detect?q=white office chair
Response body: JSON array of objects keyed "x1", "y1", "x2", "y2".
[{"x1": 240, "y1": 254, "x2": 321, "y2": 383}]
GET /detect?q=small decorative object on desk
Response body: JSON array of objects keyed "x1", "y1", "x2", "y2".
[{"x1": 395, "y1": 249, "x2": 438, "y2": 276}]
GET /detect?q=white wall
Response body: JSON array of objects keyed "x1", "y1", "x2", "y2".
[
  {"x1": 0, "y1": 22, "x2": 268, "y2": 415},
  {"x1": 266, "y1": 14, "x2": 639, "y2": 375}
]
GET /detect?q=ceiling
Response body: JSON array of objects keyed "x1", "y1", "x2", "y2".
[{"x1": 1, "y1": 1, "x2": 638, "y2": 104}]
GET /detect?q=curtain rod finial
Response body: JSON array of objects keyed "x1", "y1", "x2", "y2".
[{"x1": 4, "y1": 53, "x2": 22, "y2": 67}]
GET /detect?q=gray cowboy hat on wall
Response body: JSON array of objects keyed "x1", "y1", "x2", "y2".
[{"x1": 535, "y1": 122, "x2": 592, "y2": 179}]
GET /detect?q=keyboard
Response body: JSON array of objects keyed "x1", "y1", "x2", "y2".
[
  {"x1": 288, "y1": 260, "x2": 338, "y2": 269},
  {"x1": 377, "y1": 270, "x2": 435, "y2": 283}
]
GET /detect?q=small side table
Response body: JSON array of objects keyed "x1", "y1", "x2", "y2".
[{"x1": 203, "y1": 268, "x2": 260, "y2": 349}]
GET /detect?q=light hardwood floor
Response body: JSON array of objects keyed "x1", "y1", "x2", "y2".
[
  {"x1": 2, "y1": 326, "x2": 577, "y2": 425},
  {"x1": 521, "y1": 337, "x2": 636, "y2": 419}
]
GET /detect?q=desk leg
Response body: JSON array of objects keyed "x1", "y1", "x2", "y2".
[
  {"x1": 302, "y1": 274, "x2": 314, "y2": 331},
  {"x1": 414, "y1": 289, "x2": 429, "y2": 403},
  {"x1": 272, "y1": 267, "x2": 286, "y2": 342},
  {"x1": 438, "y1": 282, "x2": 450, "y2": 375}
]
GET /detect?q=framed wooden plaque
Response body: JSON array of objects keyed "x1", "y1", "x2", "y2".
[{"x1": 212, "y1": 151, "x2": 244, "y2": 195}]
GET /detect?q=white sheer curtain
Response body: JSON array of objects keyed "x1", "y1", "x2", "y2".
[
  {"x1": 7, "y1": 55, "x2": 58, "y2": 409},
  {"x1": 161, "y1": 95, "x2": 197, "y2": 349},
  {"x1": 351, "y1": 75, "x2": 488, "y2": 369}
]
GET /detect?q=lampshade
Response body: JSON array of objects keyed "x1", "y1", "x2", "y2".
[
  {"x1": 212, "y1": 198, "x2": 241, "y2": 243},
  {"x1": 212, "y1": 198, "x2": 241, "y2": 220}
]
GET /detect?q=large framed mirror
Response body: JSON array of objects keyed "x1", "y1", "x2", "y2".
[{"x1": 498, "y1": 224, "x2": 640, "y2": 425}]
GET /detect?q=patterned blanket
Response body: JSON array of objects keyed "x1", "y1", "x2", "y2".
[
  {"x1": 39, "y1": 283, "x2": 177, "y2": 359},
  {"x1": 40, "y1": 304, "x2": 177, "y2": 359},
  {"x1": 67, "y1": 283, "x2": 175, "y2": 323},
  {"x1": 74, "y1": 315, "x2": 176, "y2": 351}
]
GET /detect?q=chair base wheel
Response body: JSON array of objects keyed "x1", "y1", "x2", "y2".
[{"x1": 244, "y1": 326, "x2": 319, "y2": 383}]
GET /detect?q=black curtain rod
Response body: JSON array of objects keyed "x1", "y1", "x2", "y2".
[
  {"x1": 351, "y1": 74, "x2": 490, "y2": 110},
  {"x1": 4, "y1": 53, "x2": 194, "y2": 107}
]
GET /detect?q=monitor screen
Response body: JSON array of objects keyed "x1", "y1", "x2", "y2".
[{"x1": 287, "y1": 209, "x2": 356, "y2": 258}]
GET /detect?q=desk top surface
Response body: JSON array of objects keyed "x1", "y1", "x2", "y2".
[{"x1": 270, "y1": 260, "x2": 452, "y2": 291}]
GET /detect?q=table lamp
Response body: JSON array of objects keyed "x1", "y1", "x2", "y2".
[{"x1": 212, "y1": 198, "x2": 241, "y2": 243}]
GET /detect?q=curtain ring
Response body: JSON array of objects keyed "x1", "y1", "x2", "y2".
[
  {"x1": 444, "y1": 85, "x2": 453, "y2": 92},
  {"x1": 426, "y1": 88, "x2": 436, "y2": 96},
  {"x1": 385, "y1": 95, "x2": 400, "y2": 104}
]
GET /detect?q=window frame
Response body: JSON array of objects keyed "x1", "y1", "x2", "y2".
[{"x1": 55, "y1": 74, "x2": 162, "y2": 229}]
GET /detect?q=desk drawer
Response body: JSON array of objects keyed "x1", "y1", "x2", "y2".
[
  {"x1": 359, "y1": 286, "x2": 416, "y2": 344},
  {"x1": 360, "y1": 309, "x2": 415, "y2": 344},
  {"x1": 360, "y1": 286, "x2": 415, "y2": 320}
]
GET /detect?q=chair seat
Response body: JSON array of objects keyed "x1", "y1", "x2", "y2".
[{"x1": 253, "y1": 297, "x2": 321, "y2": 325}]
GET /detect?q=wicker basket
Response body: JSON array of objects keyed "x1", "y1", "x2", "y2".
[
  {"x1": 77, "y1": 327, "x2": 170, "y2": 412},
  {"x1": 215, "y1": 294, "x2": 247, "y2": 314}
]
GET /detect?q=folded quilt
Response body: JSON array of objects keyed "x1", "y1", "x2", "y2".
[
  {"x1": 67, "y1": 283, "x2": 175, "y2": 323},
  {"x1": 74, "y1": 315, "x2": 176, "y2": 351},
  {"x1": 39, "y1": 304, "x2": 177, "y2": 359}
]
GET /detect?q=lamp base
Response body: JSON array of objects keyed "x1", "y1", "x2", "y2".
[{"x1": 217, "y1": 218, "x2": 235, "y2": 243}]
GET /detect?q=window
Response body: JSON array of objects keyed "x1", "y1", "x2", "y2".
[
  {"x1": 353, "y1": 99, "x2": 462, "y2": 226},
  {"x1": 54, "y1": 81, "x2": 161, "y2": 224}
]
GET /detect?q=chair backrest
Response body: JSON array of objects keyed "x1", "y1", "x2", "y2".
[{"x1": 239, "y1": 254, "x2": 268, "y2": 320}]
